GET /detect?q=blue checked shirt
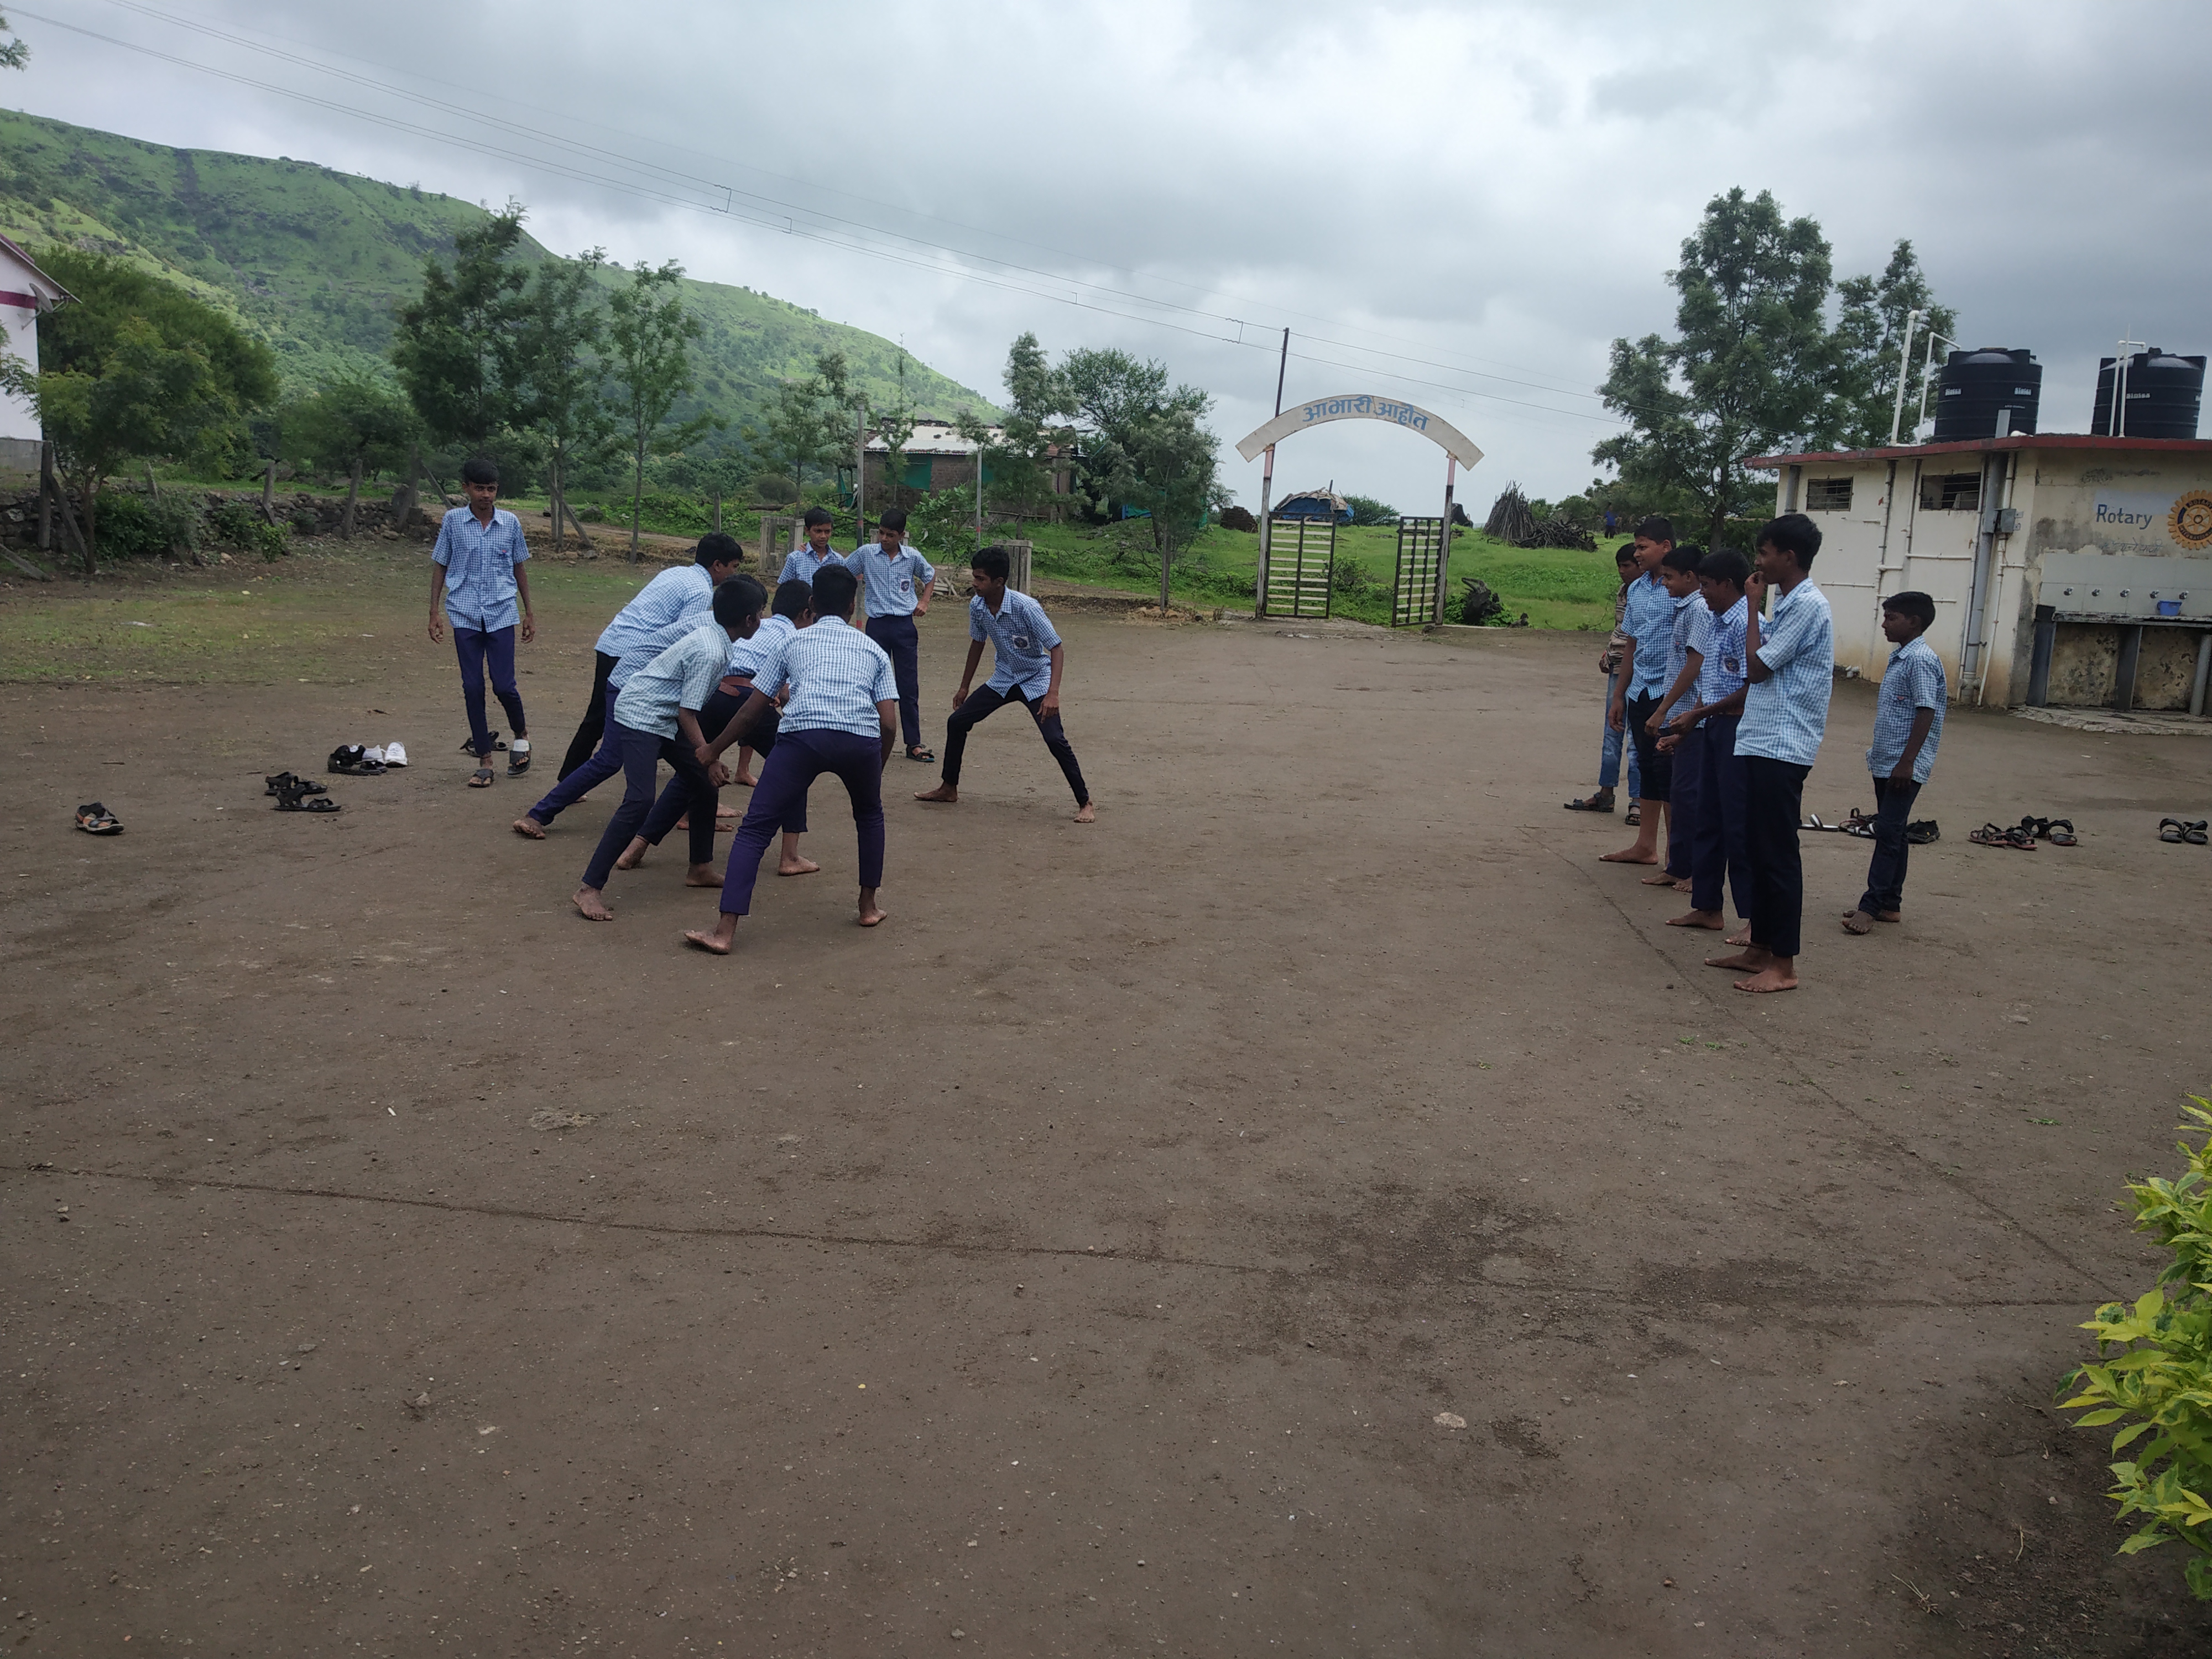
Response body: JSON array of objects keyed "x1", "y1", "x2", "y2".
[
  {"x1": 609, "y1": 594, "x2": 715, "y2": 689},
  {"x1": 1693, "y1": 596, "x2": 1750, "y2": 709},
  {"x1": 432, "y1": 507, "x2": 530, "y2": 632},
  {"x1": 594, "y1": 563, "x2": 711, "y2": 659},
  {"x1": 1867, "y1": 634, "x2": 1946, "y2": 783},
  {"x1": 1734, "y1": 581, "x2": 1835, "y2": 767},
  {"x1": 1621, "y1": 571, "x2": 1676, "y2": 698},
  {"x1": 972, "y1": 589, "x2": 1061, "y2": 698},
  {"x1": 727, "y1": 613, "x2": 797, "y2": 681},
  {"x1": 846, "y1": 542, "x2": 936, "y2": 618},
  {"x1": 611, "y1": 620, "x2": 732, "y2": 739},
  {"x1": 742, "y1": 614, "x2": 898, "y2": 738},
  {"x1": 779, "y1": 544, "x2": 847, "y2": 586},
  {"x1": 1664, "y1": 592, "x2": 1699, "y2": 690}
]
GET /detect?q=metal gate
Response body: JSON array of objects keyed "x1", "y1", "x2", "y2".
[
  {"x1": 1262, "y1": 515, "x2": 1335, "y2": 619},
  {"x1": 1392, "y1": 515, "x2": 1444, "y2": 626}
]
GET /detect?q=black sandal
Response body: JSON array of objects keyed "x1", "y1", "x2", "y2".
[
  {"x1": 906, "y1": 746, "x2": 936, "y2": 763},
  {"x1": 460, "y1": 732, "x2": 508, "y2": 753},
  {"x1": 2043, "y1": 818, "x2": 2077, "y2": 846},
  {"x1": 2158, "y1": 817, "x2": 2198, "y2": 844},
  {"x1": 1625, "y1": 803, "x2": 1641, "y2": 827},
  {"x1": 468, "y1": 766, "x2": 496, "y2": 789},
  {"x1": 74, "y1": 801, "x2": 123, "y2": 835},
  {"x1": 1563, "y1": 792, "x2": 1616, "y2": 813},
  {"x1": 274, "y1": 785, "x2": 339, "y2": 813},
  {"x1": 1905, "y1": 820, "x2": 1940, "y2": 845},
  {"x1": 327, "y1": 745, "x2": 386, "y2": 777},
  {"x1": 264, "y1": 772, "x2": 327, "y2": 797}
]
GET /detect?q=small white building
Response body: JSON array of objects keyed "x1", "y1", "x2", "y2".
[
  {"x1": 1746, "y1": 435, "x2": 2212, "y2": 714},
  {"x1": 0, "y1": 234, "x2": 71, "y2": 473}
]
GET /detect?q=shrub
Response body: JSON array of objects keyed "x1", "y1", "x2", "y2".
[
  {"x1": 1343, "y1": 493, "x2": 1399, "y2": 527},
  {"x1": 2062, "y1": 1097, "x2": 2212, "y2": 1599},
  {"x1": 208, "y1": 500, "x2": 289, "y2": 562},
  {"x1": 1331, "y1": 558, "x2": 1376, "y2": 595},
  {"x1": 1217, "y1": 504, "x2": 1256, "y2": 533}
]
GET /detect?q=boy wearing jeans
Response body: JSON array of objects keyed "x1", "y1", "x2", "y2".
[
  {"x1": 1656, "y1": 550, "x2": 1752, "y2": 935},
  {"x1": 1600, "y1": 516, "x2": 1677, "y2": 864},
  {"x1": 1566, "y1": 542, "x2": 1641, "y2": 815},
  {"x1": 1843, "y1": 592, "x2": 1944, "y2": 936},
  {"x1": 427, "y1": 458, "x2": 534, "y2": 786}
]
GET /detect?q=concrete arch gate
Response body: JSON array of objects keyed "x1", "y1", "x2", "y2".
[{"x1": 1235, "y1": 394, "x2": 1485, "y2": 625}]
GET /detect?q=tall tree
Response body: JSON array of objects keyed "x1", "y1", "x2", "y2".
[
  {"x1": 1, "y1": 8, "x2": 27, "y2": 69},
  {"x1": 515, "y1": 248, "x2": 613, "y2": 550},
  {"x1": 1593, "y1": 187, "x2": 1840, "y2": 552},
  {"x1": 390, "y1": 201, "x2": 532, "y2": 455},
  {"x1": 277, "y1": 371, "x2": 416, "y2": 535},
  {"x1": 1833, "y1": 239, "x2": 1956, "y2": 448},
  {"x1": 605, "y1": 260, "x2": 716, "y2": 560},
  {"x1": 1, "y1": 247, "x2": 276, "y2": 568},
  {"x1": 980, "y1": 331, "x2": 1069, "y2": 533},
  {"x1": 742, "y1": 353, "x2": 841, "y2": 513},
  {"x1": 1052, "y1": 345, "x2": 1219, "y2": 602}
]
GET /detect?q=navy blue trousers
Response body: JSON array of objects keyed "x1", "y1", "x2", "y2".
[
  {"x1": 642, "y1": 684, "x2": 806, "y2": 842},
  {"x1": 717, "y1": 729, "x2": 885, "y2": 917},
  {"x1": 1663, "y1": 714, "x2": 1705, "y2": 879},
  {"x1": 580, "y1": 720, "x2": 717, "y2": 890},
  {"x1": 1689, "y1": 714, "x2": 1751, "y2": 920},
  {"x1": 865, "y1": 614, "x2": 923, "y2": 751},
  {"x1": 526, "y1": 684, "x2": 622, "y2": 826},
  {"x1": 453, "y1": 624, "x2": 526, "y2": 759},
  {"x1": 941, "y1": 684, "x2": 1090, "y2": 805},
  {"x1": 1744, "y1": 756, "x2": 1810, "y2": 958},
  {"x1": 1857, "y1": 775, "x2": 1922, "y2": 916}
]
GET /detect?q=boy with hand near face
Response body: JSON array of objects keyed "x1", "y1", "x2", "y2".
[
  {"x1": 1640, "y1": 544, "x2": 1708, "y2": 890},
  {"x1": 1600, "y1": 516, "x2": 1678, "y2": 864},
  {"x1": 1842, "y1": 591, "x2": 1944, "y2": 936},
  {"x1": 1656, "y1": 550, "x2": 1753, "y2": 935}
]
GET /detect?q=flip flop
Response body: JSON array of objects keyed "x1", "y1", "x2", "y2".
[
  {"x1": 264, "y1": 772, "x2": 327, "y2": 797},
  {"x1": 74, "y1": 801, "x2": 123, "y2": 835},
  {"x1": 1563, "y1": 794, "x2": 1616, "y2": 813},
  {"x1": 1970, "y1": 822, "x2": 2035, "y2": 849},
  {"x1": 468, "y1": 766, "x2": 496, "y2": 789},
  {"x1": 1625, "y1": 804, "x2": 1641, "y2": 827},
  {"x1": 1801, "y1": 815, "x2": 1843, "y2": 832},
  {"x1": 506, "y1": 739, "x2": 532, "y2": 778},
  {"x1": 2190, "y1": 821, "x2": 2211, "y2": 847},
  {"x1": 273, "y1": 786, "x2": 338, "y2": 813},
  {"x1": 1905, "y1": 820, "x2": 1940, "y2": 845},
  {"x1": 2043, "y1": 818, "x2": 2078, "y2": 847},
  {"x1": 905, "y1": 747, "x2": 936, "y2": 763},
  {"x1": 1842, "y1": 820, "x2": 1876, "y2": 839},
  {"x1": 460, "y1": 732, "x2": 508, "y2": 753}
]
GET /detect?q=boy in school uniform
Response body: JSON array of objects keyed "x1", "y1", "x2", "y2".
[
  {"x1": 684, "y1": 565, "x2": 897, "y2": 952},
  {"x1": 1565, "y1": 541, "x2": 1643, "y2": 815},
  {"x1": 558, "y1": 533, "x2": 747, "y2": 780},
  {"x1": 1640, "y1": 545, "x2": 1708, "y2": 890},
  {"x1": 572, "y1": 576, "x2": 766, "y2": 923},
  {"x1": 1842, "y1": 591, "x2": 1945, "y2": 936},
  {"x1": 513, "y1": 534, "x2": 748, "y2": 840},
  {"x1": 1655, "y1": 550, "x2": 1753, "y2": 934},
  {"x1": 427, "y1": 458, "x2": 535, "y2": 786},
  {"x1": 846, "y1": 507, "x2": 937, "y2": 763},
  {"x1": 779, "y1": 507, "x2": 847, "y2": 586},
  {"x1": 914, "y1": 544, "x2": 1095, "y2": 822},
  {"x1": 1705, "y1": 514, "x2": 1834, "y2": 994},
  {"x1": 1600, "y1": 516, "x2": 1678, "y2": 863}
]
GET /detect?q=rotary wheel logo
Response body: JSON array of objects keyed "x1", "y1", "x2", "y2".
[{"x1": 2172, "y1": 490, "x2": 2212, "y2": 551}]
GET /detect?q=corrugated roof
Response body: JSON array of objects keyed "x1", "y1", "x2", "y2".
[{"x1": 0, "y1": 234, "x2": 73, "y2": 306}]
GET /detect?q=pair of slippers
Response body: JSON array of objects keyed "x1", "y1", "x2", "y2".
[
  {"x1": 2017, "y1": 815, "x2": 2077, "y2": 846},
  {"x1": 462, "y1": 732, "x2": 530, "y2": 787},
  {"x1": 74, "y1": 802, "x2": 123, "y2": 835},
  {"x1": 330, "y1": 744, "x2": 388, "y2": 777},
  {"x1": 1824, "y1": 810, "x2": 1943, "y2": 844},
  {"x1": 266, "y1": 772, "x2": 339, "y2": 814},
  {"x1": 2159, "y1": 817, "x2": 2209, "y2": 845},
  {"x1": 1969, "y1": 822, "x2": 2038, "y2": 849}
]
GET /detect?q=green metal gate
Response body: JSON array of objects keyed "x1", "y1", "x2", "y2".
[
  {"x1": 1392, "y1": 516, "x2": 1444, "y2": 626},
  {"x1": 1262, "y1": 515, "x2": 1335, "y2": 619}
]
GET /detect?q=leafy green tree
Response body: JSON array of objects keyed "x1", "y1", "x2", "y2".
[
  {"x1": 1593, "y1": 187, "x2": 1841, "y2": 552},
  {"x1": 515, "y1": 248, "x2": 614, "y2": 548},
  {"x1": 1053, "y1": 345, "x2": 1219, "y2": 598},
  {"x1": 390, "y1": 201, "x2": 531, "y2": 455},
  {"x1": 1834, "y1": 239, "x2": 1955, "y2": 448},
  {"x1": 1343, "y1": 493, "x2": 1400, "y2": 526},
  {"x1": 1, "y1": 247, "x2": 276, "y2": 568},
  {"x1": 606, "y1": 260, "x2": 717, "y2": 560},
  {"x1": 743, "y1": 353, "x2": 846, "y2": 514},
  {"x1": 1, "y1": 8, "x2": 27, "y2": 70},
  {"x1": 975, "y1": 331, "x2": 1068, "y2": 534},
  {"x1": 277, "y1": 371, "x2": 416, "y2": 535}
]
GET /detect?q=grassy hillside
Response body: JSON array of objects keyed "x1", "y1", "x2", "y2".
[{"x1": 0, "y1": 108, "x2": 996, "y2": 435}]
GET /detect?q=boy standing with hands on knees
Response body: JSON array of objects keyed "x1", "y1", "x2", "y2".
[
  {"x1": 1843, "y1": 591, "x2": 1944, "y2": 936},
  {"x1": 915, "y1": 545, "x2": 1094, "y2": 821}
]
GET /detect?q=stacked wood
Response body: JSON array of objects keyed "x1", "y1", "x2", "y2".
[
  {"x1": 1484, "y1": 483, "x2": 1537, "y2": 543},
  {"x1": 1525, "y1": 515, "x2": 1597, "y2": 551}
]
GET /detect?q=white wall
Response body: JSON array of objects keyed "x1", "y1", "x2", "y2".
[{"x1": 0, "y1": 295, "x2": 39, "y2": 443}]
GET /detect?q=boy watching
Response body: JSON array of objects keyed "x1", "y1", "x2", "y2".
[
  {"x1": 427, "y1": 458, "x2": 535, "y2": 786},
  {"x1": 1641, "y1": 544, "x2": 1707, "y2": 889},
  {"x1": 685, "y1": 564, "x2": 898, "y2": 952},
  {"x1": 1842, "y1": 591, "x2": 1944, "y2": 936},
  {"x1": 1564, "y1": 541, "x2": 1642, "y2": 815},
  {"x1": 914, "y1": 545, "x2": 1094, "y2": 822},
  {"x1": 1600, "y1": 516, "x2": 1677, "y2": 863},
  {"x1": 780, "y1": 507, "x2": 846, "y2": 585},
  {"x1": 846, "y1": 507, "x2": 937, "y2": 762},
  {"x1": 1657, "y1": 550, "x2": 1752, "y2": 933},
  {"x1": 1705, "y1": 514, "x2": 1833, "y2": 994},
  {"x1": 572, "y1": 576, "x2": 766, "y2": 923}
]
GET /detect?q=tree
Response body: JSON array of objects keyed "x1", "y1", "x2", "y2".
[
  {"x1": 1343, "y1": 493, "x2": 1400, "y2": 526},
  {"x1": 1834, "y1": 239, "x2": 1956, "y2": 448},
  {"x1": 515, "y1": 248, "x2": 614, "y2": 550},
  {"x1": 1593, "y1": 187, "x2": 1841, "y2": 552},
  {"x1": 1, "y1": 247, "x2": 276, "y2": 568},
  {"x1": 743, "y1": 354, "x2": 844, "y2": 514},
  {"x1": 277, "y1": 372, "x2": 416, "y2": 536},
  {"x1": 977, "y1": 331, "x2": 1068, "y2": 534},
  {"x1": 605, "y1": 260, "x2": 716, "y2": 560},
  {"x1": 1053, "y1": 345, "x2": 1219, "y2": 601},
  {"x1": 391, "y1": 201, "x2": 531, "y2": 455},
  {"x1": 1, "y1": 8, "x2": 27, "y2": 70}
]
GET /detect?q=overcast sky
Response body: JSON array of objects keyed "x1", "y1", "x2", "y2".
[{"x1": 10, "y1": 0, "x2": 2208, "y2": 509}]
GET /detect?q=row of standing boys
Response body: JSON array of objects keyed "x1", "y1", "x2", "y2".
[{"x1": 1567, "y1": 513, "x2": 1945, "y2": 993}]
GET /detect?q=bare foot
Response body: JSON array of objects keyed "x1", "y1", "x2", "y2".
[
  {"x1": 1875, "y1": 910, "x2": 1902, "y2": 924},
  {"x1": 573, "y1": 886, "x2": 614, "y2": 922},
  {"x1": 1673, "y1": 878, "x2": 1693, "y2": 893},
  {"x1": 684, "y1": 863, "x2": 722, "y2": 888},
  {"x1": 1734, "y1": 964, "x2": 1799, "y2": 994},
  {"x1": 857, "y1": 888, "x2": 886, "y2": 927},
  {"x1": 1667, "y1": 909, "x2": 1725, "y2": 930},
  {"x1": 614, "y1": 837, "x2": 648, "y2": 871},
  {"x1": 716, "y1": 805, "x2": 739, "y2": 823},
  {"x1": 778, "y1": 853, "x2": 821, "y2": 877},
  {"x1": 682, "y1": 926, "x2": 732, "y2": 955},
  {"x1": 1073, "y1": 802, "x2": 1095, "y2": 823},
  {"x1": 914, "y1": 783, "x2": 958, "y2": 804},
  {"x1": 1841, "y1": 908, "x2": 1874, "y2": 935},
  {"x1": 674, "y1": 815, "x2": 690, "y2": 832},
  {"x1": 1600, "y1": 847, "x2": 1659, "y2": 864},
  {"x1": 1639, "y1": 869, "x2": 1678, "y2": 886},
  {"x1": 511, "y1": 816, "x2": 546, "y2": 840},
  {"x1": 731, "y1": 771, "x2": 758, "y2": 789},
  {"x1": 1704, "y1": 948, "x2": 1769, "y2": 971},
  {"x1": 1724, "y1": 926, "x2": 1752, "y2": 947}
]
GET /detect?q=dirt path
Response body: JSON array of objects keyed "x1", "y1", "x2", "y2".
[{"x1": 3, "y1": 557, "x2": 2209, "y2": 1655}]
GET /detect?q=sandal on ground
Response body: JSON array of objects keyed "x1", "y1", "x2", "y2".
[
  {"x1": 460, "y1": 732, "x2": 508, "y2": 753},
  {"x1": 1563, "y1": 792, "x2": 1616, "y2": 813},
  {"x1": 2042, "y1": 818, "x2": 2077, "y2": 846},
  {"x1": 505, "y1": 738, "x2": 532, "y2": 777},
  {"x1": 2159, "y1": 817, "x2": 2188, "y2": 843},
  {"x1": 1970, "y1": 822, "x2": 2034, "y2": 849},
  {"x1": 468, "y1": 766, "x2": 496, "y2": 789},
  {"x1": 1905, "y1": 820, "x2": 1939, "y2": 845},
  {"x1": 273, "y1": 785, "x2": 338, "y2": 813},
  {"x1": 264, "y1": 771, "x2": 326, "y2": 797},
  {"x1": 1802, "y1": 813, "x2": 1840, "y2": 832},
  {"x1": 1843, "y1": 820, "x2": 1876, "y2": 839},
  {"x1": 1625, "y1": 804, "x2": 1641, "y2": 827},
  {"x1": 74, "y1": 801, "x2": 123, "y2": 835},
  {"x1": 905, "y1": 746, "x2": 936, "y2": 763},
  {"x1": 2181, "y1": 819, "x2": 2212, "y2": 847},
  {"x1": 327, "y1": 745, "x2": 386, "y2": 777}
]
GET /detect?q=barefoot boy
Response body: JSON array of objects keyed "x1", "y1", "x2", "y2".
[
  {"x1": 1566, "y1": 541, "x2": 1642, "y2": 815},
  {"x1": 427, "y1": 458, "x2": 535, "y2": 786},
  {"x1": 572, "y1": 576, "x2": 765, "y2": 922},
  {"x1": 847, "y1": 508, "x2": 936, "y2": 763},
  {"x1": 914, "y1": 545, "x2": 1094, "y2": 821},
  {"x1": 779, "y1": 507, "x2": 846, "y2": 585},
  {"x1": 1843, "y1": 591, "x2": 1944, "y2": 936},
  {"x1": 1640, "y1": 545, "x2": 1708, "y2": 890},
  {"x1": 685, "y1": 565, "x2": 897, "y2": 952},
  {"x1": 1656, "y1": 550, "x2": 1751, "y2": 934},
  {"x1": 1705, "y1": 515, "x2": 1833, "y2": 993},
  {"x1": 1600, "y1": 517, "x2": 1676, "y2": 864}
]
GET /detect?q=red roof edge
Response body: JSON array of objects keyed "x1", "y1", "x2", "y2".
[
  {"x1": 1744, "y1": 433, "x2": 2212, "y2": 469},
  {"x1": 0, "y1": 233, "x2": 74, "y2": 306}
]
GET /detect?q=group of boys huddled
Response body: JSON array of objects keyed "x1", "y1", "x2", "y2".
[
  {"x1": 1563, "y1": 513, "x2": 1947, "y2": 993},
  {"x1": 426, "y1": 463, "x2": 1093, "y2": 954}
]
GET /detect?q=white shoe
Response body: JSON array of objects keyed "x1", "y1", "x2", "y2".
[
  {"x1": 362, "y1": 745, "x2": 385, "y2": 765},
  {"x1": 382, "y1": 741, "x2": 409, "y2": 768}
]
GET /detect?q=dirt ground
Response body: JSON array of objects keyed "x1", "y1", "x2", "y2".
[{"x1": 4, "y1": 550, "x2": 2211, "y2": 1657}]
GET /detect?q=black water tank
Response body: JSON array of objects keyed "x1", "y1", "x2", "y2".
[
  {"x1": 1931, "y1": 348, "x2": 2042, "y2": 441},
  {"x1": 2092, "y1": 349, "x2": 2205, "y2": 439}
]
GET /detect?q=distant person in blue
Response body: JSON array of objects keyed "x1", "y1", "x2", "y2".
[
  {"x1": 845, "y1": 507, "x2": 937, "y2": 762},
  {"x1": 427, "y1": 458, "x2": 534, "y2": 787},
  {"x1": 1841, "y1": 591, "x2": 1944, "y2": 937},
  {"x1": 780, "y1": 507, "x2": 847, "y2": 585},
  {"x1": 1603, "y1": 508, "x2": 1619, "y2": 538},
  {"x1": 914, "y1": 545, "x2": 1095, "y2": 821}
]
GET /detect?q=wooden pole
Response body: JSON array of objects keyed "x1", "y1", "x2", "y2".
[
  {"x1": 1433, "y1": 456, "x2": 1457, "y2": 627},
  {"x1": 712, "y1": 486, "x2": 723, "y2": 535},
  {"x1": 342, "y1": 456, "x2": 360, "y2": 540},
  {"x1": 37, "y1": 441, "x2": 53, "y2": 551},
  {"x1": 550, "y1": 456, "x2": 564, "y2": 554},
  {"x1": 854, "y1": 400, "x2": 868, "y2": 546},
  {"x1": 260, "y1": 457, "x2": 278, "y2": 526},
  {"x1": 562, "y1": 494, "x2": 595, "y2": 553}
]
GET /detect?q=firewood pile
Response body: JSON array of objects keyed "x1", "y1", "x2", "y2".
[{"x1": 1484, "y1": 483, "x2": 1594, "y2": 550}]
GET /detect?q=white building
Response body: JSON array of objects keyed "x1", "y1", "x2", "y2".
[
  {"x1": 1746, "y1": 435, "x2": 2212, "y2": 714},
  {"x1": 0, "y1": 234, "x2": 71, "y2": 473}
]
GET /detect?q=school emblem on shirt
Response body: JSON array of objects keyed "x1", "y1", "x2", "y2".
[
  {"x1": 897, "y1": 576, "x2": 913, "y2": 594},
  {"x1": 1010, "y1": 633, "x2": 1032, "y2": 651},
  {"x1": 1724, "y1": 656, "x2": 1740, "y2": 673}
]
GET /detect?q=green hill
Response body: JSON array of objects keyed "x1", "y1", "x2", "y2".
[{"x1": 0, "y1": 108, "x2": 996, "y2": 445}]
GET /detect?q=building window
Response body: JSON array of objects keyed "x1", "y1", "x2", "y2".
[
  {"x1": 1804, "y1": 477, "x2": 1852, "y2": 512},
  {"x1": 1921, "y1": 473, "x2": 1980, "y2": 512}
]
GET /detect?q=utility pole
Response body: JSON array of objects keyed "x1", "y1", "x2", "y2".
[{"x1": 1256, "y1": 327, "x2": 1288, "y2": 616}]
